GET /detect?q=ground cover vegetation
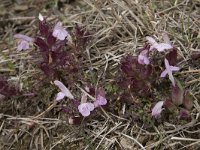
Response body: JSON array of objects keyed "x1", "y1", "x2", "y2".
[{"x1": 0, "y1": 0, "x2": 200, "y2": 149}]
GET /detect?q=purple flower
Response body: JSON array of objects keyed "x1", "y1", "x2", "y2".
[
  {"x1": 55, "y1": 92, "x2": 66, "y2": 101},
  {"x1": 138, "y1": 50, "x2": 150, "y2": 65},
  {"x1": 160, "y1": 59, "x2": 180, "y2": 86},
  {"x1": 53, "y1": 22, "x2": 69, "y2": 41},
  {"x1": 14, "y1": 34, "x2": 34, "y2": 51},
  {"x1": 94, "y1": 95, "x2": 107, "y2": 108},
  {"x1": 94, "y1": 88, "x2": 107, "y2": 108},
  {"x1": 152, "y1": 101, "x2": 164, "y2": 119},
  {"x1": 54, "y1": 80, "x2": 74, "y2": 101},
  {"x1": 146, "y1": 36, "x2": 173, "y2": 52},
  {"x1": 78, "y1": 103, "x2": 94, "y2": 117}
]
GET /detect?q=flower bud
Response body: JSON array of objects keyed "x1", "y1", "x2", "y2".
[
  {"x1": 178, "y1": 108, "x2": 189, "y2": 119},
  {"x1": 171, "y1": 85, "x2": 184, "y2": 105},
  {"x1": 183, "y1": 91, "x2": 193, "y2": 110}
]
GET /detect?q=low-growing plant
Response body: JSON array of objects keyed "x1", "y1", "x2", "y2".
[
  {"x1": 117, "y1": 34, "x2": 194, "y2": 121},
  {"x1": 12, "y1": 14, "x2": 194, "y2": 125}
]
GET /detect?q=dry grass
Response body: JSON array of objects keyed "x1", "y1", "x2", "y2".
[{"x1": 0, "y1": 0, "x2": 200, "y2": 149}]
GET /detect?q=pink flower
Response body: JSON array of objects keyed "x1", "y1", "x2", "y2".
[
  {"x1": 53, "y1": 22, "x2": 69, "y2": 40},
  {"x1": 160, "y1": 59, "x2": 180, "y2": 86},
  {"x1": 54, "y1": 80, "x2": 74, "y2": 101},
  {"x1": 14, "y1": 34, "x2": 34, "y2": 51},
  {"x1": 78, "y1": 103, "x2": 94, "y2": 117},
  {"x1": 138, "y1": 50, "x2": 150, "y2": 65},
  {"x1": 94, "y1": 95, "x2": 107, "y2": 108},
  {"x1": 152, "y1": 101, "x2": 164, "y2": 118},
  {"x1": 55, "y1": 92, "x2": 66, "y2": 101},
  {"x1": 77, "y1": 87, "x2": 108, "y2": 116},
  {"x1": 93, "y1": 88, "x2": 107, "y2": 108},
  {"x1": 146, "y1": 36, "x2": 173, "y2": 52}
]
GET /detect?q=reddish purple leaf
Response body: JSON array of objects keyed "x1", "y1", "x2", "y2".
[
  {"x1": 47, "y1": 32, "x2": 56, "y2": 46},
  {"x1": 39, "y1": 21, "x2": 49, "y2": 37},
  {"x1": 35, "y1": 37, "x2": 49, "y2": 52},
  {"x1": 40, "y1": 62, "x2": 55, "y2": 77},
  {"x1": 166, "y1": 48, "x2": 178, "y2": 65}
]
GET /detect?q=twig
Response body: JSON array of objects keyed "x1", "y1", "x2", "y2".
[{"x1": 171, "y1": 137, "x2": 200, "y2": 142}]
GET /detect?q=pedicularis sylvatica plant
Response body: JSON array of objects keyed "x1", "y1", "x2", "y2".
[
  {"x1": 118, "y1": 34, "x2": 193, "y2": 120},
  {"x1": 13, "y1": 14, "x2": 107, "y2": 124},
  {"x1": 9, "y1": 14, "x2": 195, "y2": 124}
]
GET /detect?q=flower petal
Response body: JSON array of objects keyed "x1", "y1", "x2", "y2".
[
  {"x1": 165, "y1": 59, "x2": 175, "y2": 86},
  {"x1": 160, "y1": 69, "x2": 168, "y2": 77},
  {"x1": 87, "y1": 103, "x2": 95, "y2": 111},
  {"x1": 17, "y1": 40, "x2": 29, "y2": 51},
  {"x1": 146, "y1": 36, "x2": 158, "y2": 45},
  {"x1": 14, "y1": 34, "x2": 34, "y2": 42},
  {"x1": 170, "y1": 66, "x2": 180, "y2": 71},
  {"x1": 94, "y1": 95, "x2": 107, "y2": 108},
  {"x1": 54, "y1": 80, "x2": 74, "y2": 99},
  {"x1": 53, "y1": 22, "x2": 69, "y2": 40},
  {"x1": 152, "y1": 101, "x2": 164, "y2": 118},
  {"x1": 78, "y1": 103, "x2": 94, "y2": 117},
  {"x1": 154, "y1": 43, "x2": 173, "y2": 52},
  {"x1": 169, "y1": 72, "x2": 175, "y2": 86},
  {"x1": 138, "y1": 55, "x2": 150, "y2": 65},
  {"x1": 55, "y1": 92, "x2": 65, "y2": 101}
]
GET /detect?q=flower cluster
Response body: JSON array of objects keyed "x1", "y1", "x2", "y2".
[
  {"x1": 152, "y1": 85, "x2": 193, "y2": 119},
  {"x1": 118, "y1": 34, "x2": 193, "y2": 119},
  {"x1": 146, "y1": 36, "x2": 193, "y2": 119},
  {"x1": 54, "y1": 80, "x2": 107, "y2": 117},
  {"x1": 139, "y1": 36, "x2": 180, "y2": 86},
  {"x1": 118, "y1": 35, "x2": 180, "y2": 101}
]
